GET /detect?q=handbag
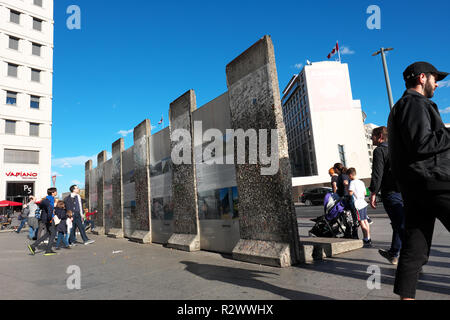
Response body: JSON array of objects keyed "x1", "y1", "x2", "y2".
[{"x1": 53, "y1": 214, "x2": 61, "y2": 225}]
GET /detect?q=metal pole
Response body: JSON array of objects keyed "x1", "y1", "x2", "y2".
[{"x1": 380, "y1": 48, "x2": 394, "y2": 110}]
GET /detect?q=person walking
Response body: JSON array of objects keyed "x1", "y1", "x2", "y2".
[
  {"x1": 369, "y1": 126, "x2": 405, "y2": 265},
  {"x1": 83, "y1": 208, "x2": 96, "y2": 232},
  {"x1": 54, "y1": 202, "x2": 71, "y2": 250},
  {"x1": 388, "y1": 61, "x2": 450, "y2": 300},
  {"x1": 27, "y1": 188, "x2": 58, "y2": 256},
  {"x1": 16, "y1": 204, "x2": 29, "y2": 233},
  {"x1": 26, "y1": 196, "x2": 39, "y2": 240},
  {"x1": 64, "y1": 185, "x2": 94, "y2": 246}
]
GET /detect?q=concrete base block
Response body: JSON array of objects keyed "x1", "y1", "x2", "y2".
[
  {"x1": 92, "y1": 227, "x2": 106, "y2": 236},
  {"x1": 300, "y1": 237, "x2": 363, "y2": 258},
  {"x1": 167, "y1": 233, "x2": 200, "y2": 252},
  {"x1": 232, "y1": 240, "x2": 292, "y2": 268},
  {"x1": 106, "y1": 228, "x2": 124, "y2": 239},
  {"x1": 125, "y1": 231, "x2": 152, "y2": 244}
]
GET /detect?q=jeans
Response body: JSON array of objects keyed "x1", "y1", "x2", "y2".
[
  {"x1": 32, "y1": 222, "x2": 56, "y2": 253},
  {"x1": 28, "y1": 224, "x2": 38, "y2": 239},
  {"x1": 382, "y1": 192, "x2": 405, "y2": 258},
  {"x1": 69, "y1": 214, "x2": 89, "y2": 244},
  {"x1": 394, "y1": 189, "x2": 450, "y2": 299},
  {"x1": 84, "y1": 219, "x2": 95, "y2": 230},
  {"x1": 56, "y1": 232, "x2": 69, "y2": 248},
  {"x1": 16, "y1": 218, "x2": 28, "y2": 233}
]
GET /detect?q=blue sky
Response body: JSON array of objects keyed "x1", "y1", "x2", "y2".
[{"x1": 51, "y1": 0, "x2": 450, "y2": 193}]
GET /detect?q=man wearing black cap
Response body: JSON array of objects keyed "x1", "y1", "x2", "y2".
[{"x1": 388, "y1": 62, "x2": 450, "y2": 300}]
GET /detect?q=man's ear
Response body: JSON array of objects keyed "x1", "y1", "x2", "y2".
[{"x1": 418, "y1": 73, "x2": 428, "y2": 85}]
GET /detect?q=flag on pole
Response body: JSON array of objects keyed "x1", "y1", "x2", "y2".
[
  {"x1": 52, "y1": 175, "x2": 56, "y2": 187},
  {"x1": 327, "y1": 41, "x2": 340, "y2": 60}
]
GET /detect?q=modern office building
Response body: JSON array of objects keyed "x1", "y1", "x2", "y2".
[
  {"x1": 0, "y1": 0, "x2": 53, "y2": 202},
  {"x1": 281, "y1": 61, "x2": 372, "y2": 200}
]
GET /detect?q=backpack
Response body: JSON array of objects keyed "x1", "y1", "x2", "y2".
[{"x1": 35, "y1": 208, "x2": 41, "y2": 220}]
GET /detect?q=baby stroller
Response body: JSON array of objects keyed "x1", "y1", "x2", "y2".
[{"x1": 309, "y1": 193, "x2": 360, "y2": 239}]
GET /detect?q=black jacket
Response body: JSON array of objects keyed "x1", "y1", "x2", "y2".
[
  {"x1": 64, "y1": 195, "x2": 82, "y2": 217},
  {"x1": 369, "y1": 142, "x2": 400, "y2": 197},
  {"x1": 55, "y1": 208, "x2": 68, "y2": 233},
  {"x1": 388, "y1": 89, "x2": 450, "y2": 191},
  {"x1": 39, "y1": 198, "x2": 54, "y2": 223}
]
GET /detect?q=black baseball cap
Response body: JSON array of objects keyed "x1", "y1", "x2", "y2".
[{"x1": 403, "y1": 62, "x2": 449, "y2": 82}]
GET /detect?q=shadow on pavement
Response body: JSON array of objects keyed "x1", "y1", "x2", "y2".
[
  {"x1": 180, "y1": 261, "x2": 332, "y2": 300},
  {"x1": 295, "y1": 258, "x2": 450, "y2": 297}
]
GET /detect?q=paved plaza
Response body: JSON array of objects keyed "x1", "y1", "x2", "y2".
[{"x1": 0, "y1": 214, "x2": 449, "y2": 300}]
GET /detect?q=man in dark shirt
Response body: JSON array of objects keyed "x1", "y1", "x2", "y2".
[
  {"x1": 369, "y1": 126, "x2": 405, "y2": 265},
  {"x1": 388, "y1": 62, "x2": 450, "y2": 300}
]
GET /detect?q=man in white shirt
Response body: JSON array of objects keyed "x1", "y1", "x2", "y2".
[
  {"x1": 64, "y1": 185, "x2": 94, "y2": 246},
  {"x1": 348, "y1": 168, "x2": 372, "y2": 248}
]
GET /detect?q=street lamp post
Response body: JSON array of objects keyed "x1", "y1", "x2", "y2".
[{"x1": 373, "y1": 47, "x2": 394, "y2": 110}]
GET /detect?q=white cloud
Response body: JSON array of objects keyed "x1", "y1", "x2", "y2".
[
  {"x1": 340, "y1": 46, "x2": 355, "y2": 55},
  {"x1": 52, "y1": 152, "x2": 112, "y2": 169},
  {"x1": 71, "y1": 180, "x2": 82, "y2": 186},
  {"x1": 51, "y1": 171, "x2": 63, "y2": 177},
  {"x1": 438, "y1": 80, "x2": 450, "y2": 88},
  {"x1": 294, "y1": 63, "x2": 303, "y2": 70},
  {"x1": 118, "y1": 129, "x2": 133, "y2": 137},
  {"x1": 440, "y1": 107, "x2": 450, "y2": 114}
]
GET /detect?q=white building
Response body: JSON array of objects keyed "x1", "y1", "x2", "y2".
[
  {"x1": 0, "y1": 0, "x2": 53, "y2": 203},
  {"x1": 281, "y1": 61, "x2": 372, "y2": 200}
]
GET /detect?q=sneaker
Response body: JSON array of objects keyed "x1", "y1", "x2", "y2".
[
  {"x1": 27, "y1": 244, "x2": 36, "y2": 256},
  {"x1": 84, "y1": 239, "x2": 95, "y2": 245},
  {"x1": 44, "y1": 251, "x2": 57, "y2": 256},
  {"x1": 379, "y1": 249, "x2": 398, "y2": 265},
  {"x1": 63, "y1": 246, "x2": 71, "y2": 250},
  {"x1": 55, "y1": 247, "x2": 61, "y2": 251},
  {"x1": 368, "y1": 217, "x2": 373, "y2": 225},
  {"x1": 363, "y1": 239, "x2": 373, "y2": 248}
]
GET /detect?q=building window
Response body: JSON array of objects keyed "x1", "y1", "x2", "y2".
[
  {"x1": 34, "y1": 0, "x2": 43, "y2": 7},
  {"x1": 10, "y1": 10, "x2": 20, "y2": 24},
  {"x1": 9, "y1": 36, "x2": 19, "y2": 50},
  {"x1": 6, "y1": 92, "x2": 17, "y2": 105},
  {"x1": 30, "y1": 96, "x2": 40, "y2": 109},
  {"x1": 32, "y1": 43, "x2": 42, "y2": 56},
  {"x1": 338, "y1": 144, "x2": 346, "y2": 167},
  {"x1": 29, "y1": 123, "x2": 39, "y2": 137},
  {"x1": 33, "y1": 18, "x2": 43, "y2": 31},
  {"x1": 8, "y1": 63, "x2": 18, "y2": 77},
  {"x1": 4, "y1": 149, "x2": 39, "y2": 164},
  {"x1": 31, "y1": 69, "x2": 41, "y2": 82},
  {"x1": 5, "y1": 120, "x2": 16, "y2": 135}
]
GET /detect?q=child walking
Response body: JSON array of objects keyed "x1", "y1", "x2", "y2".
[
  {"x1": 348, "y1": 168, "x2": 372, "y2": 248},
  {"x1": 55, "y1": 201, "x2": 71, "y2": 250},
  {"x1": 66, "y1": 210, "x2": 73, "y2": 247}
]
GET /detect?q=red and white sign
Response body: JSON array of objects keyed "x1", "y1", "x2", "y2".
[{"x1": 5, "y1": 171, "x2": 38, "y2": 180}]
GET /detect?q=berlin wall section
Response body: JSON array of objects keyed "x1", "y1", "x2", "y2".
[
  {"x1": 108, "y1": 138, "x2": 125, "y2": 238},
  {"x1": 167, "y1": 90, "x2": 201, "y2": 252},
  {"x1": 226, "y1": 35, "x2": 300, "y2": 267}
]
